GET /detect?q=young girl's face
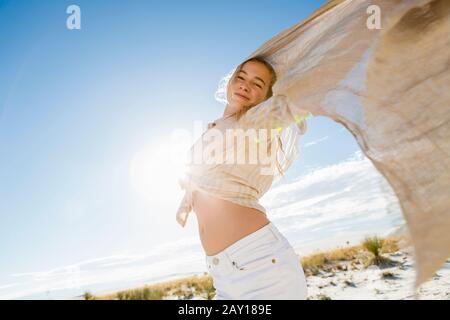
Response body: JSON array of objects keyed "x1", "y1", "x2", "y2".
[{"x1": 226, "y1": 60, "x2": 273, "y2": 112}]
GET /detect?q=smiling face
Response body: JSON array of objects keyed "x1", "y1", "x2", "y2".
[{"x1": 226, "y1": 60, "x2": 274, "y2": 114}]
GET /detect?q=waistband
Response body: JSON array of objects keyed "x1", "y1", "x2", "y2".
[{"x1": 205, "y1": 222, "x2": 290, "y2": 270}]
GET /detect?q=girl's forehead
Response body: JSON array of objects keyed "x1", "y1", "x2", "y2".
[
  {"x1": 241, "y1": 61, "x2": 268, "y2": 74},
  {"x1": 239, "y1": 62, "x2": 272, "y2": 82}
]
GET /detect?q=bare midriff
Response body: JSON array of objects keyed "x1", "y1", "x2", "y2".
[{"x1": 192, "y1": 189, "x2": 270, "y2": 256}]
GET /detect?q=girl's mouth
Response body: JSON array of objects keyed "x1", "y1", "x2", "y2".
[{"x1": 234, "y1": 92, "x2": 250, "y2": 100}]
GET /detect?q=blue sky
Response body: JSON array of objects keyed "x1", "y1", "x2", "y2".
[{"x1": 0, "y1": 0, "x2": 404, "y2": 299}]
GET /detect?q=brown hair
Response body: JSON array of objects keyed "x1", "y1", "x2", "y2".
[{"x1": 229, "y1": 56, "x2": 289, "y2": 178}]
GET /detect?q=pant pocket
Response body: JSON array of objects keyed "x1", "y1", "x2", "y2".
[{"x1": 231, "y1": 244, "x2": 286, "y2": 274}]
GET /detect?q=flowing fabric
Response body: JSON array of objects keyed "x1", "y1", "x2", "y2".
[{"x1": 230, "y1": 0, "x2": 450, "y2": 289}]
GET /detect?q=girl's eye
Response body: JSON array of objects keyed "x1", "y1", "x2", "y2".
[{"x1": 237, "y1": 76, "x2": 262, "y2": 89}]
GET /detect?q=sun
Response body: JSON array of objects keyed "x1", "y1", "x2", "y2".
[{"x1": 129, "y1": 138, "x2": 191, "y2": 203}]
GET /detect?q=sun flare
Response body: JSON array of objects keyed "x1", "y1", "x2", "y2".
[{"x1": 129, "y1": 138, "x2": 191, "y2": 202}]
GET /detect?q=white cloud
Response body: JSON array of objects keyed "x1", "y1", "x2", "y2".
[
  {"x1": 303, "y1": 135, "x2": 329, "y2": 148},
  {"x1": 261, "y1": 150, "x2": 404, "y2": 252}
]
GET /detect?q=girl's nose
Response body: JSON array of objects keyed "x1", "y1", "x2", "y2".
[{"x1": 239, "y1": 83, "x2": 249, "y2": 91}]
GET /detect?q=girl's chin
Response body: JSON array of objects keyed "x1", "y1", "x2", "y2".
[{"x1": 228, "y1": 102, "x2": 246, "y2": 110}]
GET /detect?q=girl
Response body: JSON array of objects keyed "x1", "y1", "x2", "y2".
[{"x1": 177, "y1": 56, "x2": 309, "y2": 300}]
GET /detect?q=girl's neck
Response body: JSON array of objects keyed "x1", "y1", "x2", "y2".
[{"x1": 223, "y1": 103, "x2": 241, "y2": 118}]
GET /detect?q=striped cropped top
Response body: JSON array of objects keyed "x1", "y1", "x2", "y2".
[{"x1": 176, "y1": 94, "x2": 309, "y2": 227}]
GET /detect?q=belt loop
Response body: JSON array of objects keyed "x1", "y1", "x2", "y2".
[{"x1": 225, "y1": 251, "x2": 233, "y2": 267}]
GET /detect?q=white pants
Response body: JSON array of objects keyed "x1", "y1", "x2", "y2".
[{"x1": 205, "y1": 221, "x2": 308, "y2": 300}]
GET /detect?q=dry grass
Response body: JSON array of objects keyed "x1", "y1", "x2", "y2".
[
  {"x1": 93, "y1": 273, "x2": 215, "y2": 300},
  {"x1": 300, "y1": 236, "x2": 403, "y2": 276},
  {"x1": 83, "y1": 291, "x2": 95, "y2": 300},
  {"x1": 87, "y1": 236, "x2": 405, "y2": 300}
]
